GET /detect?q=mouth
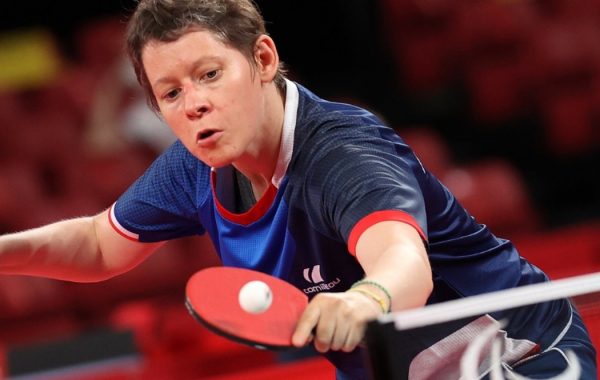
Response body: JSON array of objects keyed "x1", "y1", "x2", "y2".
[
  {"x1": 198, "y1": 130, "x2": 216, "y2": 140},
  {"x1": 196, "y1": 129, "x2": 222, "y2": 146}
]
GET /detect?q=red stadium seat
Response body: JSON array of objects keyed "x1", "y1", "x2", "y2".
[
  {"x1": 464, "y1": 57, "x2": 528, "y2": 124},
  {"x1": 0, "y1": 92, "x2": 26, "y2": 161},
  {"x1": 539, "y1": 89, "x2": 597, "y2": 155},
  {"x1": 512, "y1": 222, "x2": 600, "y2": 279},
  {"x1": 0, "y1": 276, "x2": 73, "y2": 322},
  {"x1": 442, "y1": 159, "x2": 540, "y2": 237},
  {"x1": 451, "y1": 1, "x2": 536, "y2": 57},
  {"x1": 110, "y1": 297, "x2": 277, "y2": 379},
  {"x1": 203, "y1": 357, "x2": 335, "y2": 380},
  {"x1": 379, "y1": 0, "x2": 457, "y2": 92},
  {"x1": 399, "y1": 127, "x2": 453, "y2": 178},
  {"x1": 0, "y1": 161, "x2": 49, "y2": 231},
  {"x1": 74, "y1": 17, "x2": 127, "y2": 74},
  {"x1": 524, "y1": 19, "x2": 600, "y2": 155},
  {"x1": 451, "y1": 1, "x2": 537, "y2": 124},
  {"x1": 536, "y1": 0, "x2": 600, "y2": 21},
  {"x1": 60, "y1": 146, "x2": 154, "y2": 207}
]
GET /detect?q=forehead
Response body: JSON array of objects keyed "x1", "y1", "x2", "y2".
[
  {"x1": 142, "y1": 29, "x2": 229, "y2": 61},
  {"x1": 141, "y1": 29, "x2": 247, "y2": 81}
]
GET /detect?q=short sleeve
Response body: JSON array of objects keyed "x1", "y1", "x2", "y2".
[
  {"x1": 300, "y1": 124, "x2": 428, "y2": 253},
  {"x1": 111, "y1": 141, "x2": 209, "y2": 242}
]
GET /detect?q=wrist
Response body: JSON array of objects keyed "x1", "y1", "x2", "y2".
[
  {"x1": 348, "y1": 279, "x2": 392, "y2": 314},
  {"x1": 347, "y1": 286, "x2": 388, "y2": 314}
]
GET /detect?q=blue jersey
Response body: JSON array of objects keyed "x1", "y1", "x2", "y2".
[{"x1": 111, "y1": 80, "x2": 573, "y2": 379}]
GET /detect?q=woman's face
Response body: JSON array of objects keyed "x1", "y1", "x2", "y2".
[{"x1": 142, "y1": 29, "x2": 271, "y2": 169}]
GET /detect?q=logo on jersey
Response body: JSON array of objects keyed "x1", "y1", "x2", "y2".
[
  {"x1": 303, "y1": 265, "x2": 324, "y2": 283},
  {"x1": 302, "y1": 265, "x2": 341, "y2": 294}
]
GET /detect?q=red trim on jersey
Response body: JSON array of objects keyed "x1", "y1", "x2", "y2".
[
  {"x1": 348, "y1": 210, "x2": 427, "y2": 256},
  {"x1": 108, "y1": 204, "x2": 139, "y2": 242},
  {"x1": 211, "y1": 170, "x2": 278, "y2": 225},
  {"x1": 520, "y1": 343, "x2": 541, "y2": 362}
]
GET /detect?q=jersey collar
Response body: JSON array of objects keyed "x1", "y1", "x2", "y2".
[{"x1": 271, "y1": 79, "x2": 298, "y2": 189}]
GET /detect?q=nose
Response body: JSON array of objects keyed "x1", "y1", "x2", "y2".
[{"x1": 183, "y1": 86, "x2": 209, "y2": 118}]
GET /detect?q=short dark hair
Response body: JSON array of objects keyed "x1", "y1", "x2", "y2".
[{"x1": 126, "y1": 0, "x2": 287, "y2": 111}]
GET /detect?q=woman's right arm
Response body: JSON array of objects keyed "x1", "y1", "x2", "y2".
[{"x1": 0, "y1": 208, "x2": 163, "y2": 282}]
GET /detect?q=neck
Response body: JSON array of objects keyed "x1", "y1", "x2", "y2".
[{"x1": 234, "y1": 82, "x2": 285, "y2": 199}]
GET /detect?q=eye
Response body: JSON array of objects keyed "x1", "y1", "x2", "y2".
[
  {"x1": 204, "y1": 69, "x2": 220, "y2": 81},
  {"x1": 163, "y1": 88, "x2": 181, "y2": 101}
]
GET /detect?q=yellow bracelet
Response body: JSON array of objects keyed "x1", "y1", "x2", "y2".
[
  {"x1": 351, "y1": 279, "x2": 392, "y2": 312},
  {"x1": 348, "y1": 287, "x2": 388, "y2": 314}
]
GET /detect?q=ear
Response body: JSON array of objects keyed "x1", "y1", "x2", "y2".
[{"x1": 254, "y1": 34, "x2": 279, "y2": 83}]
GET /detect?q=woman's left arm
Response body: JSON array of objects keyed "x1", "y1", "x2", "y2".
[
  {"x1": 292, "y1": 221, "x2": 432, "y2": 352},
  {"x1": 354, "y1": 220, "x2": 432, "y2": 312}
]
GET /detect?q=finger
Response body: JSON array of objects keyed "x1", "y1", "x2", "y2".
[
  {"x1": 292, "y1": 304, "x2": 320, "y2": 347},
  {"x1": 330, "y1": 315, "x2": 351, "y2": 351},
  {"x1": 314, "y1": 314, "x2": 336, "y2": 353},
  {"x1": 342, "y1": 322, "x2": 367, "y2": 352}
]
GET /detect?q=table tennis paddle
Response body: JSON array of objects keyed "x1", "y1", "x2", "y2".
[{"x1": 185, "y1": 267, "x2": 309, "y2": 350}]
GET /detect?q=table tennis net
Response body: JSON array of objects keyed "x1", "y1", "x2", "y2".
[{"x1": 364, "y1": 272, "x2": 600, "y2": 380}]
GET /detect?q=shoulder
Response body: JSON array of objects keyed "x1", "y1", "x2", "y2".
[
  {"x1": 136, "y1": 140, "x2": 212, "y2": 201},
  {"x1": 152, "y1": 141, "x2": 208, "y2": 174},
  {"x1": 288, "y1": 83, "x2": 426, "y2": 185},
  {"x1": 295, "y1": 83, "x2": 385, "y2": 133},
  {"x1": 292, "y1": 85, "x2": 389, "y2": 158},
  {"x1": 161, "y1": 140, "x2": 199, "y2": 165},
  {"x1": 291, "y1": 91, "x2": 415, "y2": 173}
]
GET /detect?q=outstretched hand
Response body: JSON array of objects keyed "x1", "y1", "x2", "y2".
[{"x1": 291, "y1": 290, "x2": 383, "y2": 353}]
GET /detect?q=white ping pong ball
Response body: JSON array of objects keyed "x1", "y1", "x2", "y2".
[{"x1": 238, "y1": 280, "x2": 273, "y2": 314}]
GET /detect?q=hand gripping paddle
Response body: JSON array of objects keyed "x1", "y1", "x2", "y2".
[{"x1": 185, "y1": 267, "x2": 309, "y2": 350}]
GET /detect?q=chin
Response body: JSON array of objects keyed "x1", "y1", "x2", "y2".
[
  {"x1": 196, "y1": 154, "x2": 234, "y2": 169},
  {"x1": 190, "y1": 144, "x2": 241, "y2": 168}
]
